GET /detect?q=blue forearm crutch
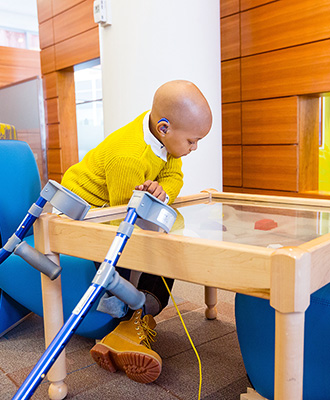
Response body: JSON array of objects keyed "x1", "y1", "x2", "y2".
[
  {"x1": 0, "y1": 180, "x2": 90, "y2": 279},
  {"x1": 12, "y1": 190, "x2": 177, "y2": 400}
]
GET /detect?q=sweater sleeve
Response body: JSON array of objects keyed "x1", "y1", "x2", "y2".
[
  {"x1": 105, "y1": 156, "x2": 147, "y2": 206},
  {"x1": 156, "y1": 157, "x2": 184, "y2": 204}
]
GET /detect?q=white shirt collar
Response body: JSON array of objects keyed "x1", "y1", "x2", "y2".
[{"x1": 143, "y1": 111, "x2": 168, "y2": 162}]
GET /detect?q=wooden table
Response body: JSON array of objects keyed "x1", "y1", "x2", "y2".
[{"x1": 34, "y1": 190, "x2": 330, "y2": 400}]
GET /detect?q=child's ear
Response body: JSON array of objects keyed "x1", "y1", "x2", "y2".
[{"x1": 157, "y1": 118, "x2": 169, "y2": 135}]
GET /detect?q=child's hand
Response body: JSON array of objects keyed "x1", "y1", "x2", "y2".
[{"x1": 135, "y1": 180, "x2": 167, "y2": 202}]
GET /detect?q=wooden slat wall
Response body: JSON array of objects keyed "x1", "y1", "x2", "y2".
[
  {"x1": 37, "y1": 0, "x2": 99, "y2": 181},
  {"x1": 0, "y1": 47, "x2": 41, "y2": 87},
  {"x1": 221, "y1": 0, "x2": 327, "y2": 196}
]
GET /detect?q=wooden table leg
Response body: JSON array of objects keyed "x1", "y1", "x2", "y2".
[
  {"x1": 41, "y1": 253, "x2": 68, "y2": 400},
  {"x1": 205, "y1": 286, "x2": 217, "y2": 319},
  {"x1": 270, "y1": 247, "x2": 311, "y2": 400},
  {"x1": 274, "y1": 310, "x2": 305, "y2": 400}
]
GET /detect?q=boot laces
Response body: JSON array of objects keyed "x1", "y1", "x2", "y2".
[{"x1": 140, "y1": 319, "x2": 157, "y2": 349}]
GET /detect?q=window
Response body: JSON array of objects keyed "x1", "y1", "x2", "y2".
[{"x1": 74, "y1": 60, "x2": 104, "y2": 161}]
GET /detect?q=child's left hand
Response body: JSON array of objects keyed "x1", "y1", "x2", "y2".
[{"x1": 135, "y1": 180, "x2": 167, "y2": 202}]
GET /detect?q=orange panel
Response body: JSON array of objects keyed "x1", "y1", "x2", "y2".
[
  {"x1": 47, "y1": 148, "x2": 62, "y2": 174},
  {"x1": 243, "y1": 145, "x2": 298, "y2": 191},
  {"x1": 0, "y1": 46, "x2": 40, "y2": 69},
  {"x1": 222, "y1": 103, "x2": 241, "y2": 145},
  {"x1": 241, "y1": 0, "x2": 330, "y2": 56},
  {"x1": 52, "y1": 0, "x2": 85, "y2": 16},
  {"x1": 37, "y1": 0, "x2": 52, "y2": 23},
  {"x1": 55, "y1": 27, "x2": 100, "y2": 70},
  {"x1": 240, "y1": 0, "x2": 279, "y2": 11},
  {"x1": 220, "y1": 0, "x2": 239, "y2": 18},
  {"x1": 241, "y1": 39, "x2": 330, "y2": 101},
  {"x1": 223, "y1": 145, "x2": 242, "y2": 187},
  {"x1": 221, "y1": 59, "x2": 240, "y2": 103},
  {"x1": 46, "y1": 123, "x2": 61, "y2": 148},
  {"x1": 43, "y1": 72, "x2": 58, "y2": 99},
  {"x1": 40, "y1": 46, "x2": 55, "y2": 74},
  {"x1": 221, "y1": 14, "x2": 240, "y2": 61},
  {"x1": 242, "y1": 97, "x2": 298, "y2": 145},
  {"x1": 53, "y1": 1, "x2": 97, "y2": 43},
  {"x1": 39, "y1": 19, "x2": 54, "y2": 49},
  {"x1": 45, "y1": 98, "x2": 59, "y2": 124}
]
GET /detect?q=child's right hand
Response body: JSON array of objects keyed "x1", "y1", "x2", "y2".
[{"x1": 135, "y1": 180, "x2": 167, "y2": 202}]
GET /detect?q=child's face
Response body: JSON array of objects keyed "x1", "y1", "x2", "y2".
[{"x1": 163, "y1": 126, "x2": 209, "y2": 158}]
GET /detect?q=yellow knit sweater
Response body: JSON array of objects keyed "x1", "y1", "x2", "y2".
[{"x1": 62, "y1": 111, "x2": 183, "y2": 207}]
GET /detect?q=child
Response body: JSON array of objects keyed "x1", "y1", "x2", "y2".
[{"x1": 61, "y1": 79, "x2": 212, "y2": 384}]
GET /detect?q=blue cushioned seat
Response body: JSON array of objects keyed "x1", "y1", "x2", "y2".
[
  {"x1": 235, "y1": 285, "x2": 330, "y2": 400},
  {"x1": 0, "y1": 140, "x2": 118, "y2": 338}
]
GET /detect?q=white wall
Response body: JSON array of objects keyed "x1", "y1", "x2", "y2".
[{"x1": 99, "y1": 0, "x2": 222, "y2": 195}]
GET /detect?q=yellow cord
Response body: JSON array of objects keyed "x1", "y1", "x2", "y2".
[{"x1": 161, "y1": 276, "x2": 202, "y2": 400}]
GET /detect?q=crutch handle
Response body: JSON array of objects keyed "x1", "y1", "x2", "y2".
[{"x1": 14, "y1": 241, "x2": 62, "y2": 280}]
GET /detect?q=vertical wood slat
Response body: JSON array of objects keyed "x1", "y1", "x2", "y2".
[
  {"x1": 36, "y1": 0, "x2": 53, "y2": 23},
  {"x1": 39, "y1": 19, "x2": 55, "y2": 49},
  {"x1": 43, "y1": 72, "x2": 58, "y2": 99},
  {"x1": 298, "y1": 97, "x2": 320, "y2": 192},
  {"x1": 223, "y1": 145, "x2": 242, "y2": 187},
  {"x1": 220, "y1": 0, "x2": 239, "y2": 17},
  {"x1": 40, "y1": 46, "x2": 56, "y2": 74},
  {"x1": 221, "y1": 14, "x2": 240, "y2": 61},
  {"x1": 221, "y1": 59, "x2": 241, "y2": 103},
  {"x1": 242, "y1": 97, "x2": 298, "y2": 145},
  {"x1": 222, "y1": 103, "x2": 241, "y2": 145},
  {"x1": 241, "y1": 0, "x2": 330, "y2": 57}
]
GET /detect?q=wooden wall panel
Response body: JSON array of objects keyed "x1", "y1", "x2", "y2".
[
  {"x1": 39, "y1": 19, "x2": 54, "y2": 49},
  {"x1": 222, "y1": 103, "x2": 241, "y2": 145},
  {"x1": 240, "y1": 0, "x2": 279, "y2": 11},
  {"x1": 220, "y1": 0, "x2": 239, "y2": 17},
  {"x1": 241, "y1": 39, "x2": 330, "y2": 101},
  {"x1": 221, "y1": 14, "x2": 240, "y2": 61},
  {"x1": 223, "y1": 145, "x2": 242, "y2": 186},
  {"x1": 241, "y1": 0, "x2": 330, "y2": 56},
  {"x1": 36, "y1": 0, "x2": 52, "y2": 23},
  {"x1": 0, "y1": 47, "x2": 41, "y2": 87},
  {"x1": 242, "y1": 97, "x2": 298, "y2": 145},
  {"x1": 243, "y1": 145, "x2": 298, "y2": 191},
  {"x1": 45, "y1": 98, "x2": 59, "y2": 124},
  {"x1": 221, "y1": 59, "x2": 240, "y2": 103},
  {"x1": 55, "y1": 27, "x2": 100, "y2": 70},
  {"x1": 40, "y1": 46, "x2": 56, "y2": 74},
  {"x1": 298, "y1": 97, "x2": 319, "y2": 192},
  {"x1": 43, "y1": 72, "x2": 58, "y2": 99},
  {"x1": 53, "y1": 1, "x2": 97, "y2": 43},
  {"x1": 52, "y1": 0, "x2": 86, "y2": 16},
  {"x1": 46, "y1": 124, "x2": 61, "y2": 148},
  {"x1": 47, "y1": 148, "x2": 62, "y2": 174}
]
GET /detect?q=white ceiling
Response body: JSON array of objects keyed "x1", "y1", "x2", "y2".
[{"x1": 0, "y1": 0, "x2": 38, "y2": 32}]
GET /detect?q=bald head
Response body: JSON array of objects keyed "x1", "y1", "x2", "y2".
[
  {"x1": 150, "y1": 80, "x2": 212, "y2": 133},
  {"x1": 149, "y1": 80, "x2": 213, "y2": 158}
]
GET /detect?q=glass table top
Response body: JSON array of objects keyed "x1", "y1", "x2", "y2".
[{"x1": 86, "y1": 198, "x2": 330, "y2": 248}]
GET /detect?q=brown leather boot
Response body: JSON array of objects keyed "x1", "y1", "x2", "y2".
[{"x1": 90, "y1": 309, "x2": 161, "y2": 383}]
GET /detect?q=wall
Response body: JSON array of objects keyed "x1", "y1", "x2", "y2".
[
  {"x1": 221, "y1": 0, "x2": 328, "y2": 196},
  {"x1": 0, "y1": 46, "x2": 40, "y2": 87},
  {"x1": 37, "y1": 0, "x2": 100, "y2": 181}
]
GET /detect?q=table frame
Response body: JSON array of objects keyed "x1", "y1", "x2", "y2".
[{"x1": 33, "y1": 190, "x2": 330, "y2": 400}]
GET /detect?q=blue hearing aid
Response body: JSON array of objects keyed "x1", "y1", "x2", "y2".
[{"x1": 158, "y1": 118, "x2": 169, "y2": 134}]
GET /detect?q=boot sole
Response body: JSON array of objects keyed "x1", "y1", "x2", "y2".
[{"x1": 90, "y1": 343, "x2": 162, "y2": 384}]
